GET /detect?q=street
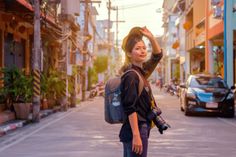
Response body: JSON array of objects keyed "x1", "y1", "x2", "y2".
[
  {"x1": 0, "y1": 86, "x2": 236, "y2": 157},
  {"x1": 1, "y1": 1, "x2": 236, "y2": 156}
]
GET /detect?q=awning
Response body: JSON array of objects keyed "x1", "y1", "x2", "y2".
[
  {"x1": 16, "y1": 0, "x2": 57, "y2": 27},
  {"x1": 16, "y1": 0, "x2": 33, "y2": 11}
]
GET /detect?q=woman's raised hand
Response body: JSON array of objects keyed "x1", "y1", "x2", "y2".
[{"x1": 140, "y1": 26, "x2": 154, "y2": 39}]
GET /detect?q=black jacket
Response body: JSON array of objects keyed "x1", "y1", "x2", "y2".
[{"x1": 119, "y1": 52, "x2": 163, "y2": 142}]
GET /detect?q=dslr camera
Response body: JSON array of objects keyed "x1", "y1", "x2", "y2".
[{"x1": 147, "y1": 107, "x2": 170, "y2": 134}]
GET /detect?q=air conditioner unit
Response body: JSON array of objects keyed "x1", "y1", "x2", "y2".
[
  {"x1": 212, "y1": 6, "x2": 222, "y2": 19},
  {"x1": 61, "y1": 0, "x2": 80, "y2": 16},
  {"x1": 211, "y1": 0, "x2": 220, "y2": 6}
]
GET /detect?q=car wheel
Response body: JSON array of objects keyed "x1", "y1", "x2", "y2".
[
  {"x1": 223, "y1": 105, "x2": 235, "y2": 118},
  {"x1": 184, "y1": 98, "x2": 191, "y2": 116},
  {"x1": 227, "y1": 112, "x2": 235, "y2": 118},
  {"x1": 224, "y1": 108, "x2": 235, "y2": 118},
  {"x1": 179, "y1": 97, "x2": 184, "y2": 111}
]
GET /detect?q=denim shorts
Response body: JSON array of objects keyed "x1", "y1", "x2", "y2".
[{"x1": 122, "y1": 123, "x2": 150, "y2": 157}]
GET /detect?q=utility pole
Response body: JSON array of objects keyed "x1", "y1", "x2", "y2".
[
  {"x1": 110, "y1": 6, "x2": 125, "y2": 50},
  {"x1": 108, "y1": 4, "x2": 125, "y2": 74},
  {"x1": 81, "y1": 0, "x2": 89, "y2": 101},
  {"x1": 115, "y1": 7, "x2": 119, "y2": 49},
  {"x1": 80, "y1": 0, "x2": 101, "y2": 101},
  {"x1": 32, "y1": 0, "x2": 41, "y2": 122},
  {"x1": 107, "y1": 0, "x2": 111, "y2": 56},
  {"x1": 107, "y1": 3, "x2": 125, "y2": 60},
  {"x1": 60, "y1": 0, "x2": 71, "y2": 111},
  {"x1": 106, "y1": 0, "x2": 113, "y2": 76}
]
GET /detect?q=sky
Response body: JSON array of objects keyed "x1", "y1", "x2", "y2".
[{"x1": 95, "y1": 0, "x2": 164, "y2": 41}]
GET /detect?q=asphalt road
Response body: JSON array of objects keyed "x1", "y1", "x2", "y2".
[{"x1": 0, "y1": 86, "x2": 236, "y2": 157}]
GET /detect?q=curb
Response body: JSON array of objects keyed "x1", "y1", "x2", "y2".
[
  {"x1": 0, "y1": 120, "x2": 27, "y2": 137},
  {"x1": 0, "y1": 93, "x2": 91, "y2": 138},
  {"x1": 0, "y1": 111, "x2": 15, "y2": 124},
  {"x1": 0, "y1": 108, "x2": 60, "y2": 137}
]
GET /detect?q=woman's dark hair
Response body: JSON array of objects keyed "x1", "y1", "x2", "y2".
[{"x1": 120, "y1": 27, "x2": 143, "y2": 73}]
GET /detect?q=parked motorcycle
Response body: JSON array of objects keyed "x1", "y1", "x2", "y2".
[
  {"x1": 96, "y1": 82, "x2": 105, "y2": 97},
  {"x1": 88, "y1": 82, "x2": 105, "y2": 98},
  {"x1": 164, "y1": 80, "x2": 179, "y2": 97},
  {"x1": 89, "y1": 85, "x2": 97, "y2": 98}
]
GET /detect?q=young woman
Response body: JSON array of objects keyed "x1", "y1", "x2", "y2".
[{"x1": 119, "y1": 26, "x2": 163, "y2": 157}]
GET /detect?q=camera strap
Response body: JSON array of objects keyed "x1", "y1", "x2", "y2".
[
  {"x1": 139, "y1": 76, "x2": 160, "y2": 128},
  {"x1": 142, "y1": 78, "x2": 156, "y2": 109}
]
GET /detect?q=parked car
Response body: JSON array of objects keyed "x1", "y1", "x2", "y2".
[{"x1": 179, "y1": 74, "x2": 235, "y2": 117}]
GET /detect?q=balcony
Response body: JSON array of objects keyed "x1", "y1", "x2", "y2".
[
  {"x1": 186, "y1": 28, "x2": 194, "y2": 51},
  {"x1": 186, "y1": 0, "x2": 194, "y2": 10},
  {"x1": 195, "y1": 31, "x2": 206, "y2": 46},
  {"x1": 17, "y1": 0, "x2": 58, "y2": 24}
]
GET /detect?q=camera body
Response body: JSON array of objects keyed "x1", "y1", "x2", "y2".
[{"x1": 147, "y1": 107, "x2": 170, "y2": 134}]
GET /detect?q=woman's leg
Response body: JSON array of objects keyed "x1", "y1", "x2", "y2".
[
  {"x1": 138, "y1": 124, "x2": 149, "y2": 157},
  {"x1": 123, "y1": 142, "x2": 132, "y2": 157},
  {"x1": 122, "y1": 124, "x2": 149, "y2": 157}
]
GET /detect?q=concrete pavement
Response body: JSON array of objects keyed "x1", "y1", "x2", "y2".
[
  {"x1": 0, "y1": 97, "x2": 123, "y2": 157},
  {"x1": 1, "y1": 87, "x2": 236, "y2": 156},
  {"x1": 0, "y1": 107, "x2": 61, "y2": 137}
]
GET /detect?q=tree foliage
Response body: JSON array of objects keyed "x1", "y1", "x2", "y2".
[{"x1": 93, "y1": 55, "x2": 108, "y2": 73}]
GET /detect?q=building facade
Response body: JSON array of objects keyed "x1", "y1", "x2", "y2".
[{"x1": 162, "y1": 0, "x2": 236, "y2": 87}]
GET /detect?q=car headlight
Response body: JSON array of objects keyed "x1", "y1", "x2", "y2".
[
  {"x1": 187, "y1": 89, "x2": 196, "y2": 99},
  {"x1": 226, "y1": 93, "x2": 234, "y2": 100}
]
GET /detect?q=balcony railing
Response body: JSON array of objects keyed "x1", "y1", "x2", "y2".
[
  {"x1": 186, "y1": 28, "x2": 194, "y2": 51},
  {"x1": 195, "y1": 31, "x2": 206, "y2": 46},
  {"x1": 186, "y1": 0, "x2": 194, "y2": 10}
]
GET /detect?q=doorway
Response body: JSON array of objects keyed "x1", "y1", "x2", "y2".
[{"x1": 4, "y1": 33, "x2": 25, "y2": 69}]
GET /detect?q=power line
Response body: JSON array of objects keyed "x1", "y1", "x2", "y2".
[{"x1": 116, "y1": 2, "x2": 156, "y2": 10}]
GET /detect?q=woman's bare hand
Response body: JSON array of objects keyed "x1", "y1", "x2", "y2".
[
  {"x1": 140, "y1": 26, "x2": 154, "y2": 39},
  {"x1": 132, "y1": 134, "x2": 143, "y2": 155}
]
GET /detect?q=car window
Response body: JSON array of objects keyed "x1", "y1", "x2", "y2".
[
  {"x1": 190, "y1": 76, "x2": 228, "y2": 88},
  {"x1": 208, "y1": 79, "x2": 226, "y2": 88},
  {"x1": 186, "y1": 77, "x2": 191, "y2": 87}
]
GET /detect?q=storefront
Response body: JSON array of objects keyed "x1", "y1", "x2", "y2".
[
  {"x1": 189, "y1": 48, "x2": 205, "y2": 74},
  {"x1": 209, "y1": 33, "x2": 224, "y2": 77}
]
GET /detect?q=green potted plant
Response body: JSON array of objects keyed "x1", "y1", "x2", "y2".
[
  {"x1": 0, "y1": 93, "x2": 5, "y2": 112},
  {"x1": 0, "y1": 66, "x2": 33, "y2": 120},
  {"x1": 44, "y1": 68, "x2": 65, "y2": 109},
  {"x1": 68, "y1": 66, "x2": 79, "y2": 108},
  {"x1": 68, "y1": 75, "x2": 76, "y2": 107},
  {"x1": 40, "y1": 72, "x2": 49, "y2": 110}
]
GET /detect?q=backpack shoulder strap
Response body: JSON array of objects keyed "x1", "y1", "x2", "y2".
[{"x1": 122, "y1": 69, "x2": 144, "y2": 96}]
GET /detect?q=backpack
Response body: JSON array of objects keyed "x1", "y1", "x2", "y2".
[{"x1": 104, "y1": 69, "x2": 144, "y2": 124}]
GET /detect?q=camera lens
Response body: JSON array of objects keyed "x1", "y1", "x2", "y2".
[{"x1": 147, "y1": 108, "x2": 170, "y2": 134}]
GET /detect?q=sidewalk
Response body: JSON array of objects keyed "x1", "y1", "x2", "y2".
[
  {"x1": 0, "y1": 91, "x2": 91, "y2": 138},
  {"x1": 0, "y1": 107, "x2": 60, "y2": 137}
]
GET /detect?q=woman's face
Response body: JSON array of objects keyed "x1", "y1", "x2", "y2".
[{"x1": 130, "y1": 40, "x2": 147, "y2": 64}]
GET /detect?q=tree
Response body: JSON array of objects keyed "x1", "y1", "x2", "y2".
[{"x1": 93, "y1": 56, "x2": 108, "y2": 73}]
